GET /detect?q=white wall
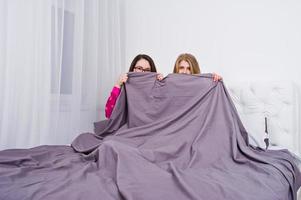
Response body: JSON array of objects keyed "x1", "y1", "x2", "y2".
[
  {"x1": 122, "y1": 0, "x2": 301, "y2": 86},
  {"x1": 118, "y1": 1, "x2": 301, "y2": 152}
]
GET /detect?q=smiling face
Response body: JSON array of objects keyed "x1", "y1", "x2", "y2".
[{"x1": 178, "y1": 60, "x2": 191, "y2": 74}]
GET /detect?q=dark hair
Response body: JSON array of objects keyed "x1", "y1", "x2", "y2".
[{"x1": 128, "y1": 54, "x2": 157, "y2": 72}]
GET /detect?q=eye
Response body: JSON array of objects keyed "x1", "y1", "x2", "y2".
[{"x1": 135, "y1": 66, "x2": 143, "y2": 70}]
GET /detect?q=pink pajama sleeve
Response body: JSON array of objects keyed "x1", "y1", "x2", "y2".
[{"x1": 105, "y1": 86, "x2": 121, "y2": 118}]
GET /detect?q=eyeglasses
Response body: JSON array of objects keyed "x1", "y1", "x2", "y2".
[{"x1": 133, "y1": 66, "x2": 151, "y2": 72}]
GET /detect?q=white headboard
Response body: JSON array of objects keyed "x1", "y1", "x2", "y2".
[{"x1": 227, "y1": 82, "x2": 300, "y2": 156}]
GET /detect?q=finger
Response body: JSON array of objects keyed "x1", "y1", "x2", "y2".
[{"x1": 213, "y1": 75, "x2": 216, "y2": 82}]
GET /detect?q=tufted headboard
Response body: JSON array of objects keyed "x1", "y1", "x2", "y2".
[{"x1": 226, "y1": 81, "x2": 300, "y2": 156}]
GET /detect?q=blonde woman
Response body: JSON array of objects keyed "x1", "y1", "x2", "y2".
[{"x1": 173, "y1": 53, "x2": 221, "y2": 81}]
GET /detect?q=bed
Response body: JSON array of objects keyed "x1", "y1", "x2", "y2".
[
  {"x1": 0, "y1": 74, "x2": 300, "y2": 200},
  {"x1": 227, "y1": 81, "x2": 301, "y2": 199}
]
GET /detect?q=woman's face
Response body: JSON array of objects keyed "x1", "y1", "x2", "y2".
[
  {"x1": 178, "y1": 60, "x2": 191, "y2": 74},
  {"x1": 133, "y1": 59, "x2": 151, "y2": 72}
]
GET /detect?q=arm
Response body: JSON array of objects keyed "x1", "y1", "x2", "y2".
[
  {"x1": 105, "y1": 73, "x2": 128, "y2": 118},
  {"x1": 105, "y1": 86, "x2": 121, "y2": 119}
]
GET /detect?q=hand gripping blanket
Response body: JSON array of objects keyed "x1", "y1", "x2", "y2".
[{"x1": 0, "y1": 72, "x2": 301, "y2": 200}]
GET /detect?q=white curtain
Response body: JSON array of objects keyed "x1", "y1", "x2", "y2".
[{"x1": 0, "y1": 0, "x2": 124, "y2": 150}]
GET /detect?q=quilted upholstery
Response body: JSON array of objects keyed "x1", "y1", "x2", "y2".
[{"x1": 227, "y1": 82, "x2": 300, "y2": 155}]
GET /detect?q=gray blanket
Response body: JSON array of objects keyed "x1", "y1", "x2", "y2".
[{"x1": 0, "y1": 73, "x2": 300, "y2": 200}]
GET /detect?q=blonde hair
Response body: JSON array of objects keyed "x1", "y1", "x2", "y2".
[{"x1": 173, "y1": 53, "x2": 201, "y2": 74}]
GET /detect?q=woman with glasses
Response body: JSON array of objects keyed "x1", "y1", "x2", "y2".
[{"x1": 105, "y1": 54, "x2": 163, "y2": 118}]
